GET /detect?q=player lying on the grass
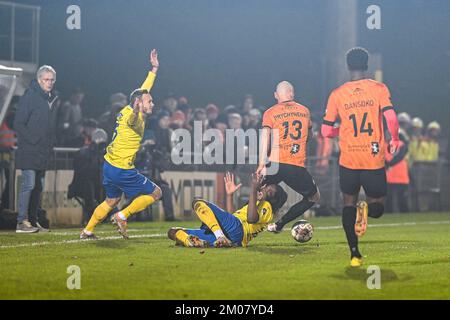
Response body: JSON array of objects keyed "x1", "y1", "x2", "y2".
[
  {"x1": 80, "y1": 49, "x2": 162, "y2": 240},
  {"x1": 168, "y1": 172, "x2": 288, "y2": 247}
]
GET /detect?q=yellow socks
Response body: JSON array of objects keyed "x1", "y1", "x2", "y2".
[
  {"x1": 85, "y1": 195, "x2": 156, "y2": 233},
  {"x1": 85, "y1": 201, "x2": 114, "y2": 232},
  {"x1": 174, "y1": 230, "x2": 192, "y2": 247},
  {"x1": 193, "y1": 201, "x2": 227, "y2": 240},
  {"x1": 121, "y1": 195, "x2": 155, "y2": 219}
]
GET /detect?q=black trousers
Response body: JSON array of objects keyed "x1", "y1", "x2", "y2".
[{"x1": 386, "y1": 183, "x2": 409, "y2": 213}]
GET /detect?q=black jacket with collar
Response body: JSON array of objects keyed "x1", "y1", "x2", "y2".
[{"x1": 14, "y1": 79, "x2": 58, "y2": 170}]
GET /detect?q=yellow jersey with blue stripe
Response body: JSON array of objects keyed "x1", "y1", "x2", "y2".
[
  {"x1": 104, "y1": 71, "x2": 156, "y2": 169},
  {"x1": 233, "y1": 201, "x2": 273, "y2": 247}
]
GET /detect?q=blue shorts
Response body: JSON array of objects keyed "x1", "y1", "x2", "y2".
[
  {"x1": 185, "y1": 201, "x2": 244, "y2": 246},
  {"x1": 103, "y1": 161, "x2": 157, "y2": 199}
]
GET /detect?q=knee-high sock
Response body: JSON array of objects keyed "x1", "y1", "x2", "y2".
[
  {"x1": 342, "y1": 206, "x2": 361, "y2": 258},
  {"x1": 121, "y1": 195, "x2": 156, "y2": 219},
  {"x1": 85, "y1": 201, "x2": 114, "y2": 232},
  {"x1": 174, "y1": 230, "x2": 192, "y2": 247},
  {"x1": 276, "y1": 198, "x2": 315, "y2": 229},
  {"x1": 194, "y1": 202, "x2": 222, "y2": 234}
]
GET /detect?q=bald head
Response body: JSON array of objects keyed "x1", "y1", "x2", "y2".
[{"x1": 275, "y1": 81, "x2": 295, "y2": 103}]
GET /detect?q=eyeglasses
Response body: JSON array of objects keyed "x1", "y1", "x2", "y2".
[{"x1": 41, "y1": 78, "x2": 56, "y2": 83}]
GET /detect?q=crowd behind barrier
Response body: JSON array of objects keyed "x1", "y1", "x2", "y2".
[
  {"x1": 0, "y1": 147, "x2": 449, "y2": 227},
  {"x1": 1, "y1": 86, "x2": 449, "y2": 227}
]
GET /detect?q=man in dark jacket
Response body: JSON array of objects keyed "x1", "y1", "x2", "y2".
[
  {"x1": 68, "y1": 128, "x2": 107, "y2": 225},
  {"x1": 14, "y1": 65, "x2": 58, "y2": 233}
]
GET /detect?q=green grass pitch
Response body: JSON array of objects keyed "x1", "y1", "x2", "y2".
[{"x1": 0, "y1": 213, "x2": 449, "y2": 299}]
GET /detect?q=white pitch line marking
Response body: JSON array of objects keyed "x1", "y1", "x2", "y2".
[
  {"x1": 309, "y1": 220, "x2": 450, "y2": 231},
  {"x1": 0, "y1": 229, "x2": 145, "y2": 236},
  {"x1": 0, "y1": 233, "x2": 166, "y2": 249},
  {"x1": 1, "y1": 220, "x2": 449, "y2": 250}
]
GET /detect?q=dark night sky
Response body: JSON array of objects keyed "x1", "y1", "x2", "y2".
[{"x1": 7, "y1": 0, "x2": 450, "y2": 124}]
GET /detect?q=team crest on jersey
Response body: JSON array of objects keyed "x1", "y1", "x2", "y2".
[
  {"x1": 353, "y1": 87, "x2": 364, "y2": 95},
  {"x1": 291, "y1": 144, "x2": 300, "y2": 155},
  {"x1": 371, "y1": 142, "x2": 380, "y2": 155}
]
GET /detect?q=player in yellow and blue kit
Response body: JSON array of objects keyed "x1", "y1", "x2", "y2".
[
  {"x1": 168, "y1": 172, "x2": 287, "y2": 247},
  {"x1": 80, "y1": 49, "x2": 161, "y2": 239}
]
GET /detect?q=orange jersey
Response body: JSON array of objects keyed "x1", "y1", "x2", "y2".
[
  {"x1": 262, "y1": 101, "x2": 311, "y2": 167},
  {"x1": 323, "y1": 79, "x2": 392, "y2": 170}
]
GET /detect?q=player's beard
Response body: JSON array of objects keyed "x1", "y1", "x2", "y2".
[{"x1": 143, "y1": 106, "x2": 153, "y2": 115}]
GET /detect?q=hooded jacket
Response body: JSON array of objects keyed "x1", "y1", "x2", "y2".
[{"x1": 14, "y1": 79, "x2": 58, "y2": 170}]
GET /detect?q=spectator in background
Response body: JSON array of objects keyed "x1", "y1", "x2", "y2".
[
  {"x1": 58, "y1": 88, "x2": 85, "y2": 146},
  {"x1": 170, "y1": 110, "x2": 186, "y2": 130},
  {"x1": 162, "y1": 93, "x2": 178, "y2": 114},
  {"x1": 409, "y1": 117, "x2": 425, "y2": 165},
  {"x1": 64, "y1": 118, "x2": 98, "y2": 148},
  {"x1": 14, "y1": 65, "x2": 59, "y2": 233},
  {"x1": 227, "y1": 112, "x2": 242, "y2": 130},
  {"x1": 215, "y1": 122, "x2": 228, "y2": 144},
  {"x1": 424, "y1": 121, "x2": 441, "y2": 161},
  {"x1": 242, "y1": 113, "x2": 251, "y2": 130},
  {"x1": 411, "y1": 117, "x2": 423, "y2": 140},
  {"x1": 206, "y1": 103, "x2": 220, "y2": 128},
  {"x1": 178, "y1": 96, "x2": 188, "y2": 106},
  {"x1": 397, "y1": 112, "x2": 411, "y2": 137},
  {"x1": 110, "y1": 92, "x2": 127, "y2": 107},
  {"x1": 136, "y1": 112, "x2": 176, "y2": 221},
  {"x1": 68, "y1": 128, "x2": 107, "y2": 225},
  {"x1": 408, "y1": 117, "x2": 423, "y2": 212},
  {"x1": 154, "y1": 111, "x2": 173, "y2": 154},
  {"x1": 241, "y1": 94, "x2": 254, "y2": 115},
  {"x1": 247, "y1": 108, "x2": 262, "y2": 130},
  {"x1": 190, "y1": 108, "x2": 209, "y2": 157},
  {"x1": 240, "y1": 95, "x2": 254, "y2": 130},
  {"x1": 385, "y1": 116, "x2": 410, "y2": 213},
  {"x1": 191, "y1": 108, "x2": 209, "y2": 131},
  {"x1": 98, "y1": 92, "x2": 127, "y2": 142},
  {"x1": 178, "y1": 97, "x2": 193, "y2": 126},
  {"x1": 0, "y1": 98, "x2": 18, "y2": 211},
  {"x1": 227, "y1": 113, "x2": 245, "y2": 170},
  {"x1": 410, "y1": 121, "x2": 441, "y2": 162},
  {"x1": 80, "y1": 118, "x2": 99, "y2": 147},
  {"x1": 152, "y1": 111, "x2": 176, "y2": 221},
  {"x1": 217, "y1": 105, "x2": 238, "y2": 124}
]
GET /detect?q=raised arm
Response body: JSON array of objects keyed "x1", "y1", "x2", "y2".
[
  {"x1": 140, "y1": 49, "x2": 159, "y2": 90},
  {"x1": 128, "y1": 50, "x2": 159, "y2": 126},
  {"x1": 224, "y1": 172, "x2": 242, "y2": 213},
  {"x1": 247, "y1": 173, "x2": 263, "y2": 224},
  {"x1": 256, "y1": 127, "x2": 271, "y2": 175}
]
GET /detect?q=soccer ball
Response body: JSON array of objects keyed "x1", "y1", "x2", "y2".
[{"x1": 291, "y1": 220, "x2": 314, "y2": 243}]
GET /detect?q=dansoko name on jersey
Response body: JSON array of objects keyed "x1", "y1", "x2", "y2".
[{"x1": 344, "y1": 99, "x2": 375, "y2": 110}]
